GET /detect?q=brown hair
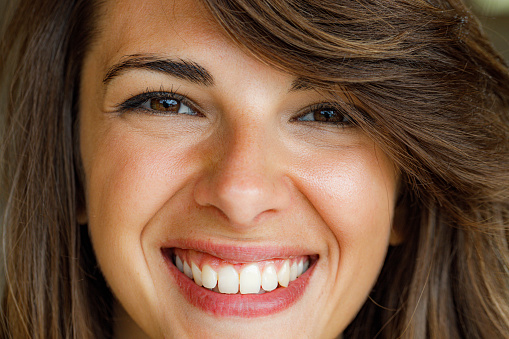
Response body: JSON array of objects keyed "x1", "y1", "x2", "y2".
[
  {"x1": 0, "y1": 0, "x2": 113, "y2": 338},
  {"x1": 1, "y1": 0, "x2": 508, "y2": 338}
]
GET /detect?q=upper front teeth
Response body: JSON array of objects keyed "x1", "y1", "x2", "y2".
[
  {"x1": 261, "y1": 264, "x2": 278, "y2": 291},
  {"x1": 240, "y1": 264, "x2": 261, "y2": 294},
  {"x1": 202, "y1": 265, "x2": 217, "y2": 289},
  {"x1": 277, "y1": 260, "x2": 290, "y2": 288},
  {"x1": 173, "y1": 254, "x2": 310, "y2": 295},
  {"x1": 218, "y1": 265, "x2": 239, "y2": 294}
]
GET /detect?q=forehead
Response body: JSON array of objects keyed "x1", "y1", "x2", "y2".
[{"x1": 91, "y1": 0, "x2": 231, "y2": 70}]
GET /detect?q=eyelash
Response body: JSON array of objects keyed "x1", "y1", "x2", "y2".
[{"x1": 116, "y1": 91, "x2": 355, "y2": 126}]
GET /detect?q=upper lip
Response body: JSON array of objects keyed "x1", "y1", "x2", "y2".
[{"x1": 160, "y1": 239, "x2": 317, "y2": 263}]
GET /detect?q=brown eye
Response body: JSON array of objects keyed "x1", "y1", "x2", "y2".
[
  {"x1": 150, "y1": 98, "x2": 180, "y2": 112},
  {"x1": 312, "y1": 108, "x2": 348, "y2": 123},
  {"x1": 297, "y1": 105, "x2": 351, "y2": 125},
  {"x1": 118, "y1": 91, "x2": 199, "y2": 116},
  {"x1": 138, "y1": 95, "x2": 197, "y2": 115}
]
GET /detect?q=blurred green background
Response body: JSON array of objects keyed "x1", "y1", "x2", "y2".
[{"x1": 468, "y1": 0, "x2": 509, "y2": 62}]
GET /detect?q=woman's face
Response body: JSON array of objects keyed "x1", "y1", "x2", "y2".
[{"x1": 79, "y1": 0, "x2": 399, "y2": 337}]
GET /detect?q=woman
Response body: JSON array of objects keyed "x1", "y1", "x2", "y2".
[{"x1": 1, "y1": 0, "x2": 508, "y2": 338}]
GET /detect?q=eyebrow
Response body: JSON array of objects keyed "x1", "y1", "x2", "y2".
[
  {"x1": 103, "y1": 54, "x2": 214, "y2": 86},
  {"x1": 103, "y1": 53, "x2": 314, "y2": 91}
]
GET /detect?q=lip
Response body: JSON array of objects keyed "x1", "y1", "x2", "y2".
[
  {"x1": 160, "y1": 239, "x2": 314, "y2": 262},
  {"x1": 160, "y1": 241, "x2": 317, "y2": 318}
]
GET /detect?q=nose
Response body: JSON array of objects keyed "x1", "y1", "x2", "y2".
[{"x1": 193, "y1": 122, "x2": 291, "y2": 228}]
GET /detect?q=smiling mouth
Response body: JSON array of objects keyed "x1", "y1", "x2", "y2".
[
  {"x1": 161, "y1": 246, "x2": 317, "y2": 317},
  {"x1": 168, "y1": 248, "x2": 311, "y2": 294}
]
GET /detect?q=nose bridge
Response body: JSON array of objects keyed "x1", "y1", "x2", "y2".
[
  {"x1": 222, "y1": 120, "x2": 267, "y2": 180},
  {"x1": 194, "y1": 117, "x2": 290, "y2": 227}
]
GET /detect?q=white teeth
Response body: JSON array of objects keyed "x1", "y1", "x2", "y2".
[
  {"x1": 261, "y1": 264, "x2": 278, "y2": 292},
  {"x1": 277, "y1": 260, "x2": 290, "y2": 287},
  {"x1": 297, "y1": 260, "x2": 304, "y2": 277},
  {"x1": 173, "y1": 253, "x2": 311, "y2": 294},
  {"x1": 290, "y1": 261, "x2": 298, "y2": 282},
  {"x1": 176, "y1": 256, "x2": 184, "y2": 272},
  {"x1": 183, "y1": 261, "x2": 193, "y2": 279},
  {"x1": 191, "y1": 262, "x2": 202, "y2": 286},
  {"x1": 240, "y1": 264, "x2": 261, "y2": 294},
  {"x1": 218, "y1": 266, "x2": 239, "y2": 294},
  {"x1": 202, "y1": 265, "x2": 217, "y2": 289}
]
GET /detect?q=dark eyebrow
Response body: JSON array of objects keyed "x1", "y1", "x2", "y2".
[
  {"x1": 103, "y1": 53, "x2": 315, "y2": 92},
  {"x1": 103, "y1": 54, "x2": 214, "y2": 86}
]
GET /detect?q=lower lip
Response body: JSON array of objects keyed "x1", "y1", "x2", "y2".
[{"x1": 162, "y1": 250, "x2": 315, "y2": 318}]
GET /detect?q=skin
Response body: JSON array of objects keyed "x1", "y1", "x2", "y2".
[{"x1": 79, "y1": 0, "x2": 400, "y2": 337}]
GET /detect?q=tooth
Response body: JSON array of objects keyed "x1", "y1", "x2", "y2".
[
  {"x1": 297, "y1": 260, "x2": 304, "y2": 277},
  {"x1": 290, "y1": 261, "x2": 298, "y2": 281},
  {"x1": 192, "y1": 263, "x2": 202, "y2": 286},
  {"x1": 176, "y1": 255, "x2": 184, "y2": 273},
  {"x1": 278, "y1": 260, "x2": 290, "y2": 287},
  {"x1": 202, "y1": 265, "x2": 217, "y2": 289},
  {"x1": 218, "y1": 265, "x2": 239, "y2": 294},
  {"x1": 240, "y1": 264, "x2": 261, "y2": 294},
  {"x1": 183, "y1": 261, "x2": 193, "y2": 279},
  {"x1": 261, "y1": 264, "x2": 278, "y2": 292},
  {"x1": 303, "y1": 260, "x2": 309, "y2": 272}
]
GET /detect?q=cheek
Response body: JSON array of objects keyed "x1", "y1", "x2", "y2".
[
  {"x1": 82, "y1": 120, "x2": 206, "y2": 232},
  {"x1": 291, "y1": 144, "x2": 396, "y2": 312},
  {"x1": 86, "y1": 137, "x2": 188, "y2": 229},
  {"x1": 294, "y1": 145, "x2": 396, "y2": 240},
  {"x1": 80, "y1": 122, "x2": 203, "y2": 331}
]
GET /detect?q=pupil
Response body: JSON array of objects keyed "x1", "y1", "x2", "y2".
[{"x1": 322, "y1": 110, "x2": 333, "y2": 119}]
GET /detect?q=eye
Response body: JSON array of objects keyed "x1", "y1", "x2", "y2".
[
  {"x1": 141, "y1": 97, "x2": 196, "y2": 115},
  {"x1": 296, "y1": 104, "x2": 352, "y2": 125},
  {"x1": 117, "y1": 91, "x2": 200, "y2": 116}
]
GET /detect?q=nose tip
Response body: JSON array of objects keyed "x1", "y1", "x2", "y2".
[
  {"x1": 193, "y1": 131, "x2": 291, "y2": 227},
  {"x1": 194, "y1": 171, "x2": 290, "y2": 226}
]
